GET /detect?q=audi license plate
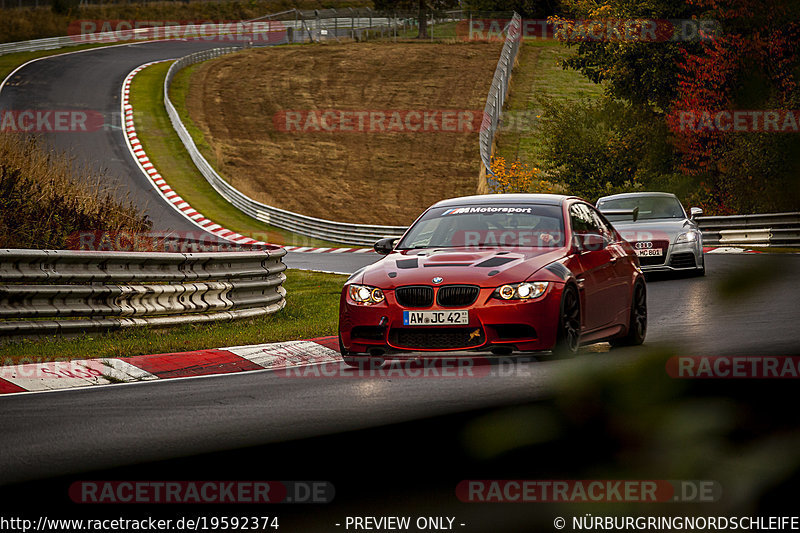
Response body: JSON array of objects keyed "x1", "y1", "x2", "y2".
[
  {"x1": 403, "y1": 310, "x2": 469, "y2": 326},
  {"x1": 635, "y1": 243, "x2": 663, "y2": 257}
]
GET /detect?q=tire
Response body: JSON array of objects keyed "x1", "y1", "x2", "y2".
[
  {"x1": 552, "y1": 284, "x2": 581, "y2": 356},
  {"x1": 610, "y1": 280, "x2": 647, "y2": 347}
]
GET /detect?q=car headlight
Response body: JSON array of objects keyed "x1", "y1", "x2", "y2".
[
  {"x1": 493, "y1": 282, "x2": 549, "y2": 300},
  {"x1": 348, "y1": 284, "x2": 385, "y2": 305},
  {"x1": 676, "y1": 230, "x2": 700, "y2": 244}
]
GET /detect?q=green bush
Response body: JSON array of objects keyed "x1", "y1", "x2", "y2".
[{"x1": 537, "y1": 96, "x2": 677, "y2": 202}]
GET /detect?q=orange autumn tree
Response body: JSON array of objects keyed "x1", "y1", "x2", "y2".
[{"x1": 488, "y1": 157, "x2": 545, "y2": 194}]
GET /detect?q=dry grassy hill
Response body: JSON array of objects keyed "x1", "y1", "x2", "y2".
[{"x1": 184, "y1": 41, "x2": 502, "y2": 226}]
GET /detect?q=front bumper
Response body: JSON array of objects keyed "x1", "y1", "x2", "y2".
[{"x1": 339, "y1": 284, "x2": 564, "y2": 356}]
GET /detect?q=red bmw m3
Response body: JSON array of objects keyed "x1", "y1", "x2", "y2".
[{"x1": 338, "y1": 194, "x2": 647, "y2": 367}]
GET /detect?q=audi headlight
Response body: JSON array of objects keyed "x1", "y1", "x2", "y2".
[
  {"x1": 349, "y1": 284, "x2": 385, "y2": 305},
  {"x1": 493, "y1": 282, "x2": 549, "y2": 300},
  {"x1": 676, "y1": 230, "x2": 700, "y2": 244}
]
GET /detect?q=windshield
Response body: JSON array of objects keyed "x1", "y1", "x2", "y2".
[
  {"x1": 397, "y1": 204, "x2": 565, "y2": 249},
  {"x1": 598, "y1": 195, "x2": 686, "y2": 222}
]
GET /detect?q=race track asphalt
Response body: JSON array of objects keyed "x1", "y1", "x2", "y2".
[
  {"x1": 0, "y1": 40, "x2": 240, "y2": 233},
  {"x1": 2, "y1": 40, "x2": 800, "y2": 528},
  {"x1": 1, "y1": 254, "x2": 798, "y2": 487}
]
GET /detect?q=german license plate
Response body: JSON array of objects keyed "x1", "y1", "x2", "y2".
[
  {"x1": 635, "y1": 247, "x2": 663, "y2": 257},
  {"x1": 403, "y1": 310, "x2": 469, "y2": 326}
]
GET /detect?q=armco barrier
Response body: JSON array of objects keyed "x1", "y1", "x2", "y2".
[
  {"x1": 479, "y1": 12, "x2": 522, "y2": 190},
  {"x1": 0, "y1": 248, "x2": 287, "y2": 338},
  {"x1": 696, "y1": 212, "x2": 800, "y2": 247},
  {"x1": 163, "y1": 48, "x2": 407, "y2": 246},
  {"x1": 0, "y1": 11, "x2": 396, "y2": 57},
  {"x1": 0, "y1": 23, "x2": 284, "y2": 57}
]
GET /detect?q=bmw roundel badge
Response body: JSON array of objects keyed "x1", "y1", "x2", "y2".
[{"x1": 432, "y1": 277, "x2": 443, "y2": 284}]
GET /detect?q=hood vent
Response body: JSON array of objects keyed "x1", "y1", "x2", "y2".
[
  {"x1": 475, "y1": 256, "x2": 516, "y2": 268},
  {"x1": 396, "y1": 258, "x2": 418, "y2": 269}
]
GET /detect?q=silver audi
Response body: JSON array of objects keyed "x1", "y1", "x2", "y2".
[{"x1": 597, "y1": 192, "x2": 705, "y2": 275}]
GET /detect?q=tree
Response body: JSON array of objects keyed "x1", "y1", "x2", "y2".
[
  {"x1": 549, "y1": 0, "x2": 800, "y2": 213},
  {"x1": 373, "y1": 0, "x2": 459, "y2": 39},
  {"x1": 554, "y1": 0, "x2": 704, "y2": 111},
  {"x1": 666, "y1": 0, "x2": 800, "y2": 213},
  {"x1": 489, "y1": 157, "x2": 545, "y2": 194},
  {"x1": 461, "y1": 0, "x2": 558, "y2": 18}
]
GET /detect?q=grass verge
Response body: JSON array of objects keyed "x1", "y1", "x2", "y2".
[
  {"x1": 0, "y1": 270, "x2": 346, "y2": 364},
  {"x1": 494, "y1": 40, "x2": 604, "y2": 167},
  {"x1": 131, "y1": 60, "x2": 342, "y2": 248}
]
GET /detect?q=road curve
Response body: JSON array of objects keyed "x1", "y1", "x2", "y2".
[
  {"x1": 0, "y1": 40, "x2": 243, "y2": 233},
  {"x1": 1, "y1": 254, "x2": 798, "y2": 486},
  {"x1": 2, "y1": 41, "x2": 800, "y2": 519}
]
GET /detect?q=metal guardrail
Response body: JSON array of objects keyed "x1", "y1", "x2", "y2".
[
  {"x1": 0, "y1": 12, "x2": 406, "y2": 56},
  {"x1": 0, "y1": 23, "x2": 286, "y2": 56},
  {"x1": 0, "y1": 248, "x2": 287, "y2": 337},
  {"x1": 697, "y1": 212, "x2": 800, "y2": 247},
  {"x1": 479, "y1": 12, "x2": 522, "y2": 188},
  {"x1": 163, "y1": 48, "x2": 408, "y2": 246}
]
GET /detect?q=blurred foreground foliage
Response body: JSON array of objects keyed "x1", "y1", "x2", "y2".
[{"x1": 459, "y1": 346, "x2": 800, "y2": 516}]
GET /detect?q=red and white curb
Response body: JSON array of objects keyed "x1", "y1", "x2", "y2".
[
  {"x1": 121, "y1": 62, "x2": 373, "y2": 254},
  {"x1": 281, "y1": 245, "x2": 374, "y2": 253},
  {"x1": 703, "y1": 247, "x2": 764, "y2": 254},
  {"x1": 0, "y1": 337, "x2": 342, "y2": 395}
]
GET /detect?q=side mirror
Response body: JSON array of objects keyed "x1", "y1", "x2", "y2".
[
  {"x1": 690, "y1": 207, "x2": 703, "y2": 219},
  {"x1": 373, "y1": 237, "x2": 397, "y2": 255},
  {"x1": 574, "y1": 233, "x2": 607, "y2": 252}
]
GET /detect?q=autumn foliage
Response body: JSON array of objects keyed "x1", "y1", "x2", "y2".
[
  {"x1": 488, "y1": 156, "x2": 548, "y2": 194},
  {"x1": 666, "y1": 0, "x2": 800, "y2": 213},
  {"x1": 547, "y1": 0, "x2": 800, "y2": 214}
]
